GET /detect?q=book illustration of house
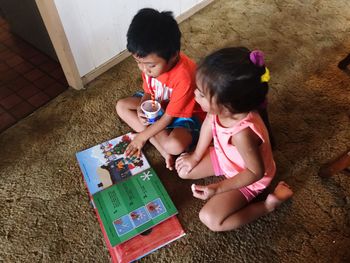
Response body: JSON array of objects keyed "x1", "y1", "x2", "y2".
[{"x1": 95, "y1": 135, "x2": 144, "y2": 190}]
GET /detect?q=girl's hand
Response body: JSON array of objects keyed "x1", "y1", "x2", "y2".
[
  {"x1": 175, "y1": 153, "x2": 199, "y2": 177},
  {"x1": 137, "y1": 106, "x2": 149, "y2": 126},
  {"x1": 191, "y1": 183, "x2": 217, "y2": 200},
  {"x1": 125, "y1": 134, "x2": 147, "y2": 157}
]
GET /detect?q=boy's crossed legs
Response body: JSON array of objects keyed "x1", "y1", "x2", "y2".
[
  {"x1": 177, "y1": 150, "x2": 293, "y2": 231},
  {"x1": 116, "y1": 96, "x2": 192, "y2": 169}
]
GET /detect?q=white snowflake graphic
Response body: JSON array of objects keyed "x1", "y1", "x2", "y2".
[
  {"x1": 136, "y1": 211, "x2": 146, "y2": 220},
  {"x1": 140, "y1": 171, "x2": 153, "y2": 181}
]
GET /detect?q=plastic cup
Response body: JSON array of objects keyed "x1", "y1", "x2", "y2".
[{"x1": 140, "y1": 100, "x2": 163, "y2": 124}]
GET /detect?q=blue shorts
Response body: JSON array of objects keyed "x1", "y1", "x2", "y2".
[
  {"x1": 168, "y1": 116, "x2": 201, "y2": 150},
  {"x1": 133, "y1": 91, "x2": 201, "y2": 149}
]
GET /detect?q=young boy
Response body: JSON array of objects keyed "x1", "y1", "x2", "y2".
[{"x1": 116, "y1": 8, "x2": 204, "y2": 170}]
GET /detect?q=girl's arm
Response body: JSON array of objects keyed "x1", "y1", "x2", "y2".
[
  {"x1": 193, "y1": 127, "x2": 265, "y2": 199},
  {"x1": 215, "y1": 127, "x2": 265, "y2": 194},
  {"x1": 175, "y1": 114, "x2": 212, "y2": 174},
  {"x1": 191, "y1": 114, "x2": 213, "y2": 161}
]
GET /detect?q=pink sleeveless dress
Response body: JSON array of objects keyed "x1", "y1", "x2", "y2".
[{"x1": 210, "y1": 111, "x2": 276, "y2": 201}]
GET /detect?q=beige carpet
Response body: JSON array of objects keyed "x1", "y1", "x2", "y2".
[{"x1": 1, "y1": 0, "x2": 350, "y2": 262}]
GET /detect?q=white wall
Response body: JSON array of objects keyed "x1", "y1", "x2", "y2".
[{"x1": 53, "y1": 0, "x2": 203, "y2": 77}]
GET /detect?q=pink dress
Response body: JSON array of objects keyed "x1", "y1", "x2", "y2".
[{"x1": 210, "y1": 111, "x2": 276, "y2": 200}]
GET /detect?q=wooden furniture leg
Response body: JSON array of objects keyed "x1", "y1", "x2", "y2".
[{"x1": 318, "y1": 149, "x2": 350, "y2": 177}]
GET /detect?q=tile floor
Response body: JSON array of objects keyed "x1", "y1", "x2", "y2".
[{"x1": 0, "y1": 16, "x2": 68, "y2": 133}]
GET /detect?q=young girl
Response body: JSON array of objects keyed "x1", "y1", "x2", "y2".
[{"x1": 175, "y1": 47, "x2": 293, "y2": 231}]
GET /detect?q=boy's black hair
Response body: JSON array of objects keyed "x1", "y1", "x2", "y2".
[
  {"x1": 127, "y1": 8, "x2": 181, "y2": 62},
  {"x1": 197, "y1": 47, "x2": 269, "y2": 113}
]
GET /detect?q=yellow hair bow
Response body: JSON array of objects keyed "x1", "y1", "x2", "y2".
[{"x1": 261, "y1": 67, "x2": 270, "y2": 83}]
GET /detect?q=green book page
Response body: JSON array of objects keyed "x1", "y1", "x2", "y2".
[{"x1": 93, "y1": 168, "x2": 178, "y2": 246}]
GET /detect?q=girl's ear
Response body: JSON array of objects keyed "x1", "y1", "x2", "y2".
[
  {"x1": 220, "y1": 104, "x2": 236, "y2": 115},
  {"x1": 222, "y1": 106, "x2": 231, "y2": 114}
]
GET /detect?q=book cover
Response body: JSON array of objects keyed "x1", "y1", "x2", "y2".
[
  {"x1": 96, "y1": 214, "x2": 185, "y2": 263},
  {"x1": 76, "y1": 133, "x2": 185, "y2": 262},
  {"x1": 93, "y1": 167, "x2": 178, "y2": 246}
]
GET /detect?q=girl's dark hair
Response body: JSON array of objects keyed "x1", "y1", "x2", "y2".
[
  {"x1": 127, "y1": 8, "x2": 181, "y2": 62},
  {"x1": 197, "y1": 47, "x2": 269, "y2": 113}
]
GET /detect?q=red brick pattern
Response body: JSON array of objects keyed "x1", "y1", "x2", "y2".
[{"x1": 0, "y1": 16, "x2": 68, "y2": 133}]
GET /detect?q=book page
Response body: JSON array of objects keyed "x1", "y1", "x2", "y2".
[
  {"x1": 76, "y1": 133, "x2": 150, "y2": 195},
  {"x1": 93, "y1": 168, "x2": 178, "y2": 246}
]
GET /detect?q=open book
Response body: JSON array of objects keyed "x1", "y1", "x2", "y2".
[{"x1": 76, "y1": 133, "x2": 185, "y2": 262}]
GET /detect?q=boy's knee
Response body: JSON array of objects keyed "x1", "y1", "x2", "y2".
[
  {"x1": 115, "y1": 98, "x2": 128, "y2": 116},
  {"x1": 162, "y1": 138, "x2": 189, "y2": 155}
]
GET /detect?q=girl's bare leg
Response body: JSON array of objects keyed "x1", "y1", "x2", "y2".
[
  {"x1": 264, "y1": 181, "x2": 294, "y2": 210},
  {"x1": 178, "y1": 149, "x2": 216, "y2": 180},
  {"x1": 199, "y1": 181, "x2": 293, "y2": 231}
]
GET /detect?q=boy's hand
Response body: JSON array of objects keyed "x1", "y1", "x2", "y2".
[
  {"x1": 137, "y1": 106, "x2": 149, "y2": 126},
  {"x1": 191, "y1": 183, "x2": 217, "y2": 200},
  {"x1": 175, "y1": 153, "x2": 199, "y2": 177},
  {"x1": 125, "y1": 133, "x2": 147, "y2": 157}
]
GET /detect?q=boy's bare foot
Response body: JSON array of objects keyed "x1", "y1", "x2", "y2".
[
  {"x1": 164, "y1": 153, "x2": 174, "y2": 170},
  {"x1": 265, "y1": 181, "x2": 293, "y2": 212},
  {"x1": 148, "y1": 137, "x2": 175, "y2": 170}
]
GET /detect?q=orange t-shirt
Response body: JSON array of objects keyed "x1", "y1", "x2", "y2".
[{"x1": 142, "y1": 53, "x2": 205, "y2": 120}]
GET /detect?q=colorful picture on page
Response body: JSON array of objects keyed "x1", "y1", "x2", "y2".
[
  {"x1": 129, "y1": 207, "x2": 151, "y2": 227},
  {"x1": 146, "y1": 198, "x2": 166, "y2": 218},
  {"x1": 113, "y1": 215, "x2": 134, "y2": 236},
  {"x1": 76, "y1": 133, "x2": 150, "y2": 195}
]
